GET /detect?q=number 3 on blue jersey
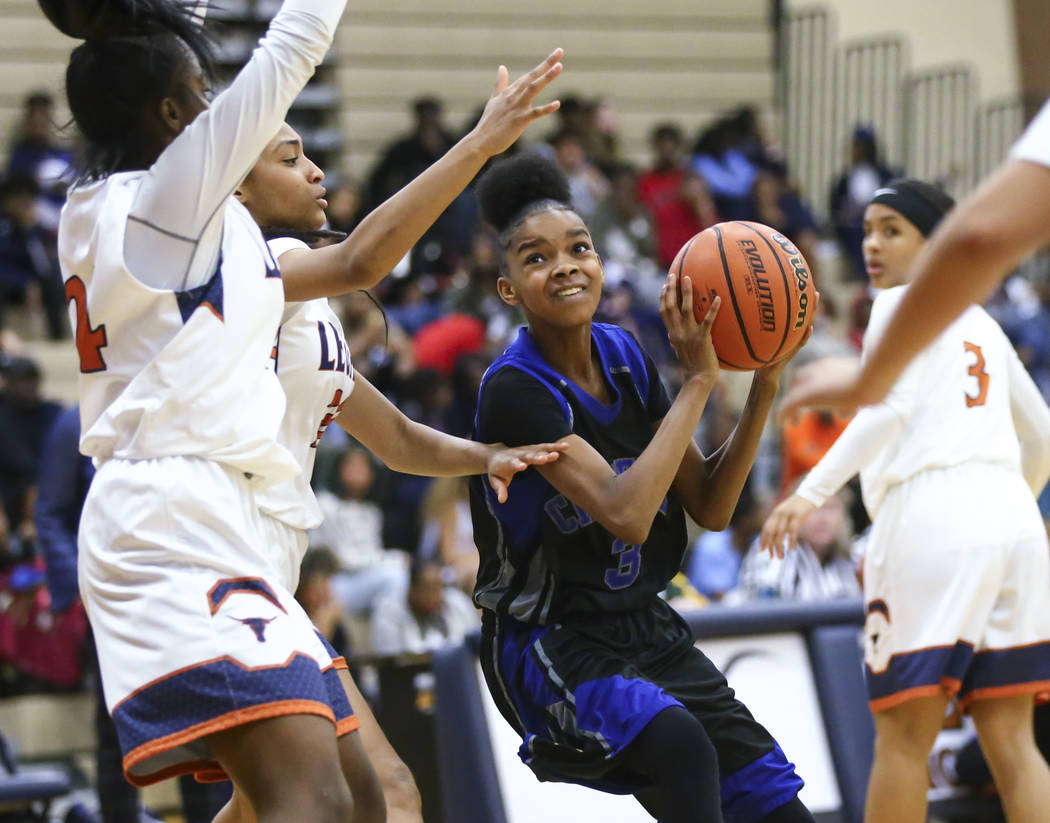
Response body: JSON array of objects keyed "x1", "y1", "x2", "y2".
[{"x1": 605, "y1": 539, "x2": 642, "y2": 589}]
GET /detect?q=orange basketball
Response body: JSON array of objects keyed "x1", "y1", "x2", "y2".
[{"x1": 671, "y1": 221, "x2": 815, "y2": 371}]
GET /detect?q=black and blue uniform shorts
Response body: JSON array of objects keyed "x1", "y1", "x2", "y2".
[{"x1": 480, "y1": 597, "x2": 804, "y2": 823}]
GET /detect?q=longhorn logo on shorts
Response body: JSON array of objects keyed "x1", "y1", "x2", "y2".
[
  {"x1": 234, "y1": 616, "x2": 277, "y2": 642},
  {"x1": 865, "y1": 599, "x2": 893, "y2": 674},
  {"x1": 207, "y1": 577, "x2": 287, "y2": 616}
]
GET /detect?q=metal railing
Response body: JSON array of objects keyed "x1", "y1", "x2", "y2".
[{"x1": 779, "y1": 5, "x2": 1024, "y2": 219}]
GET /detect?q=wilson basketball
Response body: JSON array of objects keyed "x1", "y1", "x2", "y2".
[{"x1": 671, "y1": 221, "x2": 815, "y2": 371}]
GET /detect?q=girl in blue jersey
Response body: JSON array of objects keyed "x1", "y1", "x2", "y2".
[{"x1": 469, "y1": 152, "x2": 818, "y2": 823}]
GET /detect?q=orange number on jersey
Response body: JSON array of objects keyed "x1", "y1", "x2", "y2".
[
  {"x1": 964, "y1": 341, "x2": 989, "y2": 407},
  {"x1": 64, "y1": 276, "x2": 108, "y2": 373},
  {"x1": 310, "y1": 389, "x2": 346, "y2": 448}
]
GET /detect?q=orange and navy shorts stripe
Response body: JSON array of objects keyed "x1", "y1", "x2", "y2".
[
  {"x1": 868, "y1": 639, "x2": 1050, "y2": 712},
  {"x1": 114, "y1": 651, "x2": 358, "y2": 786}
]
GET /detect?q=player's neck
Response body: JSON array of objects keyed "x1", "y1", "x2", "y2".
[{"x1": 529, "y1": 321, "x2": 607, "y2": 400}]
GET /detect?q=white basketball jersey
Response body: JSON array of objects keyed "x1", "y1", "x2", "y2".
[
  {"x1": 253, "y1": 238, "x2": 356, "y2": 530},
  {"x1": 58, "y1": 173, "x2": 298, "y2": 487},
  {"x1": 859, "y1": 286, "x2": 1024, "y2": 514}
]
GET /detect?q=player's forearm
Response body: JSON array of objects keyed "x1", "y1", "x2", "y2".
[
  {"x1": 688, "y1": 375, "x2": 778, "y2": 530},
  {"x1": 325, "y1": 135, "x2": 490, "y2": 293},
  {"x1": 603, "y1": 375, "x2": 716, "y2": 544},
  {"x1": 337, "y1": 378, "x2": 493, "y2": 477}
]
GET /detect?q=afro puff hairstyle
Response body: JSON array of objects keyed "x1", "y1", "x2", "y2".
[{"x1": 476, "y1": 151, "x2": 575, "y2": 242}]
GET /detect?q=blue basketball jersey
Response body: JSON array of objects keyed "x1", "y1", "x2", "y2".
[{"x1": 470, "y1": 323, "x2": 685, "y2": 623}]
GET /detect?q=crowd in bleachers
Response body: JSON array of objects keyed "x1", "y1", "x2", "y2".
[{"x1": 2, "y1": 86, "x2": 1049, "y2": 703}]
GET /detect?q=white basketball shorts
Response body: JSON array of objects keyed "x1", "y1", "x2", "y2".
[
  {"x1": 863, "y1": 462, "x2": 1050, "y2": 712},
  {"x1": 78, "y1": 457, "x2": 358, "y2": 786}
]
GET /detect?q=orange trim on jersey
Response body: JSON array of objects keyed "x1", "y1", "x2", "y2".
[
  {"x1": 336, "y1": 715, "x2": 361, "y2": 737},
  {"x1": 957, "y1": 680, "x2": 1050, "y2": 711},
  {"x1": 113, "y1": 652, "x2": 314, "y2": 713},
  {"x1": 330, "y1": 656, "x2": 349, "y2": 671},
  {"x1": 192, "y1": 767, "x2": 230, "y2": 784},
  {"x1": 122, "y1": 699, "x2": 335, "y2": 787},
  {"x1": 202, "y1": 301, "x2": 223, "y2": 322},
  {"x1": 125, "y1": 758, "x2": 222, "y2": 789}
]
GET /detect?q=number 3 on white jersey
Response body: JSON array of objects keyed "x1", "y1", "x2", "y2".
[{"x1": 964, "y1": 341, "x2": 990, "y2": 408}]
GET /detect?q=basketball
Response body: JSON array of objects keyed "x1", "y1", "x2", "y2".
[{"x1": 671, "y1": 221, "x2": 815, "y2": 371}]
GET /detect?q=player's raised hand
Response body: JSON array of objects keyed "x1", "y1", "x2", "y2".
[
  {"x1": 759, "y1": 494, "x2": 816, "y2": 558},
  {"x1": 486, "y1": 441, "x2": 569, "y2": 503},
  {"x1": 660, "y1": 269, "x2": 720, "y2": 381},
  {"x1": 468, "y1": 49, "x2": 564, "y2": 158}
]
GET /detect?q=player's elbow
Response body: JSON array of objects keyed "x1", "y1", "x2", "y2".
[
  {"x1": 343, "y1": 255, "x2": 384, "y2": 291},
  {"x1": 605, "y1": 512, "x2": 652, "y2": 546},
  {"x1": 690, "y1": 501, "x2": 732, "y2": 532}
]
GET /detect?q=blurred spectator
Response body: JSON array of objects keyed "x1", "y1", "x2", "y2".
[
  {"x1": 587, "y1": 97, "x2": 623, "y2": 174},
  {"x1": 5, "y1": 91, "x2": 72, "y2": 223},
  {"x1": 1010, "y1": 278, "x2": 1050, "y2": 400},
  {"x1": 726, "y1": 105, "x2": 778, "y2": 171},
  {"x1": 0, "y1": 176, "x2": 67, "y2": 339},
  {"x1": 387, "y1": 279, "x2": 443, "y2": 335},
  {"x1": 419, "y1": 477, "x2": 477, "y2": 593},
  {"x1": 595, "y1": 281, "x2": 668, "y2": 365},
  {"x1": 846, "y1": 289, "x2": 875, "y2": 351},
  {"x1": 638, "y1": 123, "x2": 719, "y2": 268},
  {"x1": 444, "y1": 352, "x2": 488, "y2": 437},
  {"x1": 322, "y1": 175, "x2": 363, "y2": 235},
  {"x1": 412, "y1": 314, "x2": 484, "y2": 377},
  {"x1": 311, "y1": 446, "x2": 408, "y2": 616},
  {"x1": 295, "y1": 547, "x2": 353, "y2": 658},
  {"x1": 830, "y1": 125, "x2": 895, "y2": 281},
  {"x1": 443, "y1": 231, "x2": 522, "y2": 346},
  {"x1": 747, "y1": 169, "x2": 820, "y2": 285},
  {"x1": 588, "y1": 162, "x2": 659, "y2": 286},
  {"x1": 34, "y1": 407, "x2": 91, "y2": 615},
  {"x1": 685, "y1": 486, "x2": 764, "y2": 601},
  {"x1": 549, "y1": 131, "x2": 609, "y2": 221},
  {"x1": 370, "y1": 557, "x2": 479, "y2": 656},
  {"x1": 731, "y1": 492, "x2": 861, "y2": 602},
  {"x1": 365, "y1": 96, "x2": 473, "y2": 275},
  {"x1": 0, "y1": 357, "x2": 60, "y2": 542},
  {"x1": 692, "y1": 119, "x2": 758, "y2": 220},
  {"x1": 779, "y1": 410, "x2": 851, "y2": 496}
]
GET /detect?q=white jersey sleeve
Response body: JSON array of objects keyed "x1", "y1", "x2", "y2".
[
  {"x1": 1006, "y1": 344, "x2": 1050, "y2": 495},
  {"x1": 1011, "y1": 96, "x2": 1050, "y2": 169},
  {"x1": 796, "y1": 286, "x2": 1029, "y2": 517},
  {"x1": 125, "y1": 0, "x2": 348, "y2": 291}
]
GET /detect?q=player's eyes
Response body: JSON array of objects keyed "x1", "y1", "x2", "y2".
[
  {"x1": 573, "y1": 242, "x2": 592, "y2": 253},
  {"x1": 524, "y1": 253, "x2": 544, "y2": 265},
  {"x1": 283, "y1": 156, "x2": 299, "y2": 167}
]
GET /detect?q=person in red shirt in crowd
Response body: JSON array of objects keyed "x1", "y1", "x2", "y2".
[{"x1": 637, "y1": 123, "x2": 720, "y2": 268}]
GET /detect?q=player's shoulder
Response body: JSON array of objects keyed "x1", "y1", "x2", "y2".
[
  {"x1": 871, "y1": 285, "x2": 907, "y2": 312},
  {"x1": 266, "y1": 236, "x2": 311, "y2": 261}
]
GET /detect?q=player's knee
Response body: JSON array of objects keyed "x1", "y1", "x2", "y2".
[{"x1": 347, "y1": 771, "x2": 386, "y2": 823}]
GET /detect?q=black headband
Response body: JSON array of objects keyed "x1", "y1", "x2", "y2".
[{"x1": 869, "y1": 180, "x2": 953, "y2": 237}]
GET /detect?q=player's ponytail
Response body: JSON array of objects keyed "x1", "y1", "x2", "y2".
[
  {"x1": 39, "y1": 1, "x2": 216, "y2": 182},
  {"x1": 476, "y1": 151, "x2": 575, "y2": 245}
]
